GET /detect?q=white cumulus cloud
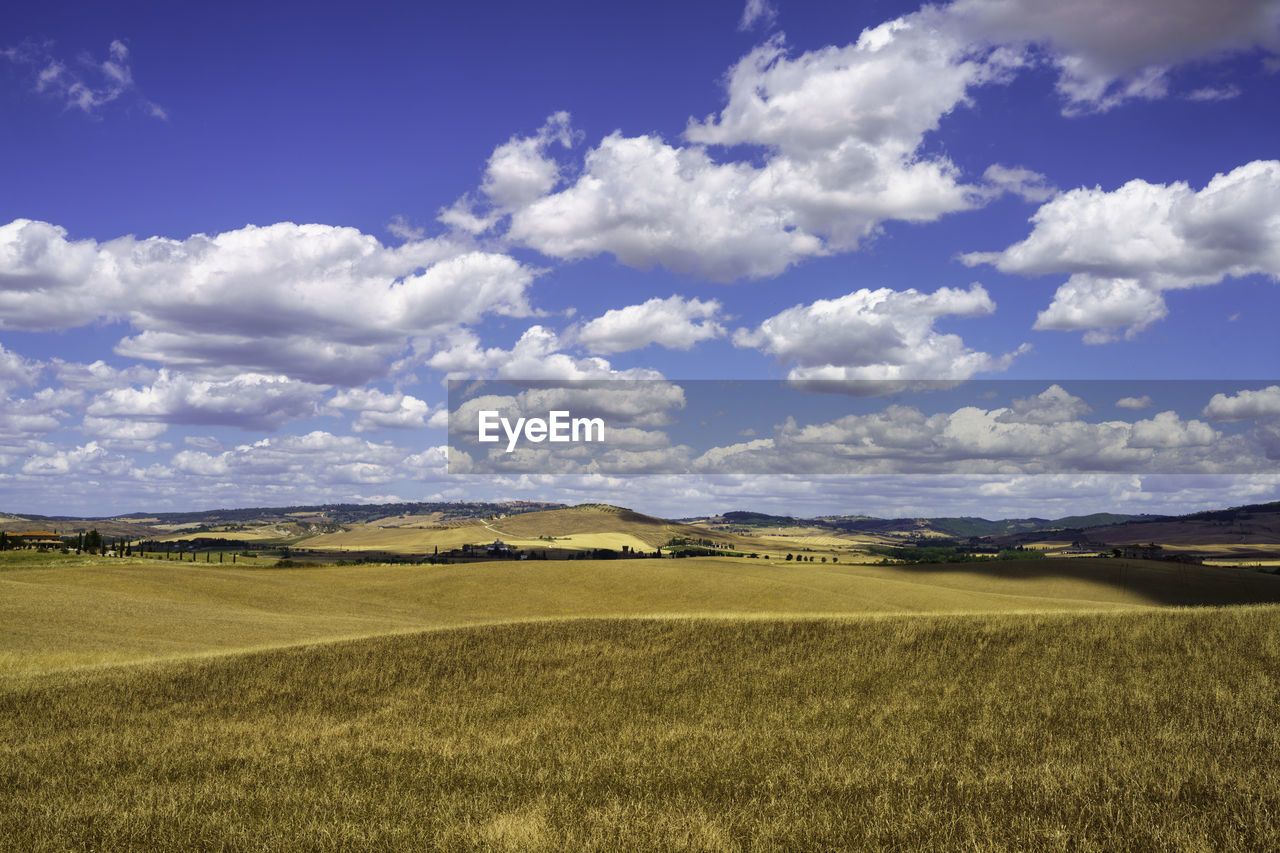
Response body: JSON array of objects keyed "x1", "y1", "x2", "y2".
[
  {"x1": 0, "y1": 343, "x2": 40, "y2": 392},
  {"x1": 327, "y1": 387, "x2": 443, "y2": 432},
  {"x1": 997, "y1": 384, "x2": 1092, "y2": 424},
  {"x1": 87, "y1": 370, "x2": 328, "y2": 430},
  {"x1": 0, "y1": 219, "x2": 539, "y2": 384},
  {"x1": 733, "y1": 283, "x2": 1025, "y2": 380},
  {"x1": 962, "y1": 160, "x2": 1280, "y2": 341},
  {"x1": 425, "y1": 326, "x2": 663, "y2": 381},
  {"x1": 572, "y1": 295, "x2": 726, "y2": 354},
  {"x1": 488, "y1": 7, "x2": 1025, "y2": 281},
  {"x1": 948, "y1": 0, "x2": 1280, "y2": 112},
  {"x1": 1203, "y1": 385, "x2": 1280, "y2": 421}
]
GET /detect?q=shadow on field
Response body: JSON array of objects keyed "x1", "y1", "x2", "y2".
[{"x1": 887, "y1": 557, "x2": 1280, "y2": 607}]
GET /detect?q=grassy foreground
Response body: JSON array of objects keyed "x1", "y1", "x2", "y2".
[{"x1": 3, "y1": 607, "x2": 1279, "y2": 851}]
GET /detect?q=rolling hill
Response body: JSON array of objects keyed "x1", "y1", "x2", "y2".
[
  {"x1": 5, "y1": 550, "x2": 1280, "y2": 676},
  {"x1": 1077, "y1": 501, "x2": 1280, "y2": 549},
  {"x1": 8, "y1": 500, "x2": 1280, "y2": 564}
]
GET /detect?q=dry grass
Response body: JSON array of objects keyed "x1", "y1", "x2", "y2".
[
  {"x1": 8, "y1": 553, "x2": 1280, "y2": 676},
  {"x1": 3, "y1": 608, "x2": 1279, "y2": 850}
]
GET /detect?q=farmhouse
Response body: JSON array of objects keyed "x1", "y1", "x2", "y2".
[
  {"x1": 486, "y1": 539, "x2": 514, "y2": 555},
  {"x1": 6, "y1": 530, "x2": 64, "y2": 550}
]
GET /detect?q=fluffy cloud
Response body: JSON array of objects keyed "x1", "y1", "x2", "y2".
[
  {"x1": 0, "y1": 219, "x2": 107, "y2": 330},
  {"x1": 80, "y1": 416, "x2": 168, "y2": 443},
  {"x1": 494, "y1": 6, "x2": 1031, "y2": 281},
  {"x1": 440, "y1": 112, "x2": 577, "y2": 233},
  {"x1": 691, "y1": 402, "x2": 1232, "y2": 475},
  {"x1": 1116, "y1": 395, "x2": 1154, "y2": 410},
  {"x1": 327, "y1": 387, "x2": 444, "y2": 432},
  {"x1": 1, "y1": 38, "x2": 166, "y2": 119},
  {"x1": 403, "y1": 469, "x2": 1280, "y2": 521},
  {"x1": 684, "y1": 21, "x2": 999, "y2": 160},
  {"x1": 572, "y1": 295, "x2": 726, "y2": 354},
  {"x1": 507, "y1": 383, "x2": 687, "y2": 428},
  {"x1": 949, "y1": 0, "x2": 1280, "y2": 111},
  {"x1": 21, "y1": 441, "x2": 129, "y2": 477},
  {"x1": 981, "y1": 164, "x2": 1057, "y2": 202},
  {"x1": 963, "y1": 160, "x2": 1280, "y2": 341},
  {"x1": 86, "y1": 370, "x2": 328, "y2": 430},
  {"x1": 0, "y1": 394, "x2": 66, "y2": 441},
  {"x1": 0, "y1": 219, "x2": 539, "y2": 383},
  {"x1": 0, "y1": 343, "x2": 40, "y2": 392},
  {"x1": 1203, "y1": 385, "x2": 1280, "y2": 421},
  {"x1": 506, "y1": 132, "x2": 828, "y2": 281},
  {"x1": 733, "y1": 284, "x2": 1025, "y2": 380},
  {"x1": 1127, "y1": 410, "x2": 1218, "y2": 449},
  {"x1": 739, "y1": 0, "x2": 778, "y2": 31},
  {"x1": 171, "y1": 431, "x2": 408, "y2": 486},
  {"x1": 447, "y1": 380, "x2": 689, "y2": 474},
  {"x1": 998, "y1": 384, "x2": 1091, "y2": 424},
  {"x1": 50, "y1": 359, "x2": 158, "y2": 391},
  {"x1": 443, "y1": 381, "x2": 1257, "y2": 476},
  {"x1": 447, "y1": 2, "x2": 1276, "y2": 283},
  {"x1": 425, "y1": 326, "x2": 663, "y2": 380}
]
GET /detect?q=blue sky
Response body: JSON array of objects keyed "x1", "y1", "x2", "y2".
[{"x1": 2, "y1": 0, "x2": 1279, "y2": 519}]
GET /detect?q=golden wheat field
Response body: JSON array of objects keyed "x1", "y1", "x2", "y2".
[
  {"x1": 6, "y1": 551, "x2": 1279, "y2": 675},
  {"x1": 4, "y1": 550, "x2": 1280, "y2": 850}
]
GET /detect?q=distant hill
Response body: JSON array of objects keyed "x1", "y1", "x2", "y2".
[
  {"x1": 926, "y1": 513, "x2": 1158, "y2": 538},
  {"x1": 1078, "y1": 501, "x2": 1280, "y2": 549},
  {"x1": 0, "y1": 517, "x2": 157, "y2": 538},
  {"x1": 708, "y1": 511, "x2": 1160, "y2": 539},
  {"x1": 1, "y1": 500, "x2": 565, "y2": 531},
  {"x1": 6, "y1": 499, "x2": 1280, "y2": 557},
  {"x1": 715, "y1": 511, "x2": 800, "y2": 528},
  {"x1": 488, "y1": 505, "x2": 711, "y2": 548}
]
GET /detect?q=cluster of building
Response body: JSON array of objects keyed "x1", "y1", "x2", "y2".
[{"x1": 1, "y1": 530, "x2": 64, "y2": 550}]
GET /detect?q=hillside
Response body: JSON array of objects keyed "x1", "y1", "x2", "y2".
[
  {"x1": 0, "y1": 500, "x2": 563, "y2": 536},
  {"x1": 5, "y1": 550, "x2": 1280, "y2": 675},
  {"x1": 1078, "y1": 501, "x2": 1280, "y2": 552},
  {"x1": 701, "y1": 510, "x2": 1159, "y2": 540},
  {"x1": 282, "y1": 504, "x2": 787, "y2": 558},
  {"x1": 8, "y1": 499, "x2": 1280, "y2": 564}
]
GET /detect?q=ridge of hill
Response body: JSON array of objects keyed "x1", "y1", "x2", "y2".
[
  {"x1": 1078, "y1": 501, "x2": 1280, "y2": 548},
  {"x1": 7, "y1": 500, "x2": 1280, "y2": 559},
  {"x1": 0, "y1": 500, "x2": 564, "y2": 531},
  {"x1": 290, "y1": 504, "x2": 753, "y2": 556},
  {"x1": 704, "y1": 510, "x2": 1162, "y2": 539}
]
